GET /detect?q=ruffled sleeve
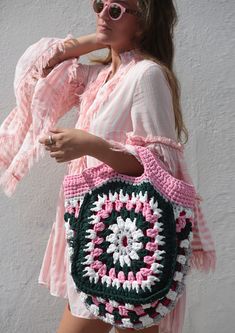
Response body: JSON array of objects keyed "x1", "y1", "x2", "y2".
[
  {"x1": 108, "y1": 63, "x2": 216, "y2": 274},
  {"x1": 0, "y1": 34, "x2": 90, "y2": 197}
]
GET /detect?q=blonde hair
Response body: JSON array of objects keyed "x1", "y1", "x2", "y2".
[{"x1": 88, "y1": 0, "x2": 189, "y2": 144}]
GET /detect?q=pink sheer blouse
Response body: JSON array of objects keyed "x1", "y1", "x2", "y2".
[{"x1": 0, "y1": 36, "x2": 216, "y2": 333}]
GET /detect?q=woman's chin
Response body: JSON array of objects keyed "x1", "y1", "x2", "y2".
[{"x1": 96, "y1": 34, "x2": 111, "y2": 44}]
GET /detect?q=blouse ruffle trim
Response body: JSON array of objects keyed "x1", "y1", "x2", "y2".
[
  {"x1": 125, "y1": 133, "x2": 184, "y2": 152},
  {"x1": 108, "y1": 132, "x2": 184, "y2": 176}
]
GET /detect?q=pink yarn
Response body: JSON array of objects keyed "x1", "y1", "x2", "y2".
[
  {"x1": 140, "y1": 268, "x2": 153, "y2": 277},
  {"x1": 128, "y1": 271, "x2": 135, "y2": 282},
  {"x1": 136, "y1": 272, "x2": 143, "y2": 284},
  {"x1": 144, "y1": 256, "x2": 155, "y2": 265},
  {"x1": 146, "y1": 214, "x2": 158, "y2": 224},
  {"x1": 98, "y1": 264, "x2": 107, "y2": 277},
  {"x1": 92, "y1": 296, "x2": 99, "y2": 306},
  {"x1": 117, "y1": 271, "x2": 126, "y2": 283},
  {"x1": 134, "y1": 306, "x2": 145, "y2": 316},
  {"x1": 94, "y1": 222, "x2": 105, "y2": 232},
  {"x1": 91, "y1": 261, "x2": 103, "y2": 270},
  {"x1": 97, "y1": 210, "x2": 109, "y2": 219},
  {"x1": 146, "y1": 228, "x2": 159, "y2": 238},
  {"x1": 142, "y1": 202, "x2": 152, "y2": 217},
  {"x1": 105, "y1": 200, "x2": 113, "y2": 213},
  {"x1": 176, "y1": 217, "x2": 187, "y2": 233},
  {"x1": 109, "y1": 268, "x2": 116, "y2": 280},
  {"x1": 92, "y1": 237, "x2": 104, "y2": 245},
  {"x1": 105, "y1": 302, "x2": 114, "y2": 313},
  {"x1": 118, "y1": 305, "x2": 129, "y2": 317},
  {"x1": 91, "y1": 248, "x2": 103, "y2": 258},
  {"x1": 146, "y1": 242, "x2": 158, "y2": 252},
  {"x1": 134, "y1": 200, "x2": 143, "y2": 213},
  {"x1": 126, "y1": 201, "x2": 134, "y2": 210},
  {"x1": 114, "y1": 199, "x2": 123, "y2": 211}
]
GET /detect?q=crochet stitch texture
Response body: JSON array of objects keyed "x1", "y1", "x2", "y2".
[{"x1": 63, "y1": 146, "x2": 196, "y2": 329}]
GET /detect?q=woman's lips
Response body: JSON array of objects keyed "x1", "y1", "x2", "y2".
[{"x1": 98, "y1": 24, "x2": 111, "y2": 31}]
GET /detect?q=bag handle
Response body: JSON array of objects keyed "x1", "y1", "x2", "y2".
[{"x1": 63, "y1": 145, "x2": 196, "y2": 208}]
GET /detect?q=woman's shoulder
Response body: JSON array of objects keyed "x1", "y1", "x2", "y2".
[
  {"x1": 134, "y1": 58, "x2": 166, "y2": 80},
  {"x1": 129, "y1": 58, "x2": 170, "y2": 92}
]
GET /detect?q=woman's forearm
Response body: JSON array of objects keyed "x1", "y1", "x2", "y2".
[
  {"x1": 60, "y1": 33, "x2": 106, "y2": 61},
  {"x1": 88, "y1": 134, "x2": 144, "y2": 177}
]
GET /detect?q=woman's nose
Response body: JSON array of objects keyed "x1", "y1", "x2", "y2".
[{"x1": 98, "y1": 3, "x2": 110, "y2": 20}]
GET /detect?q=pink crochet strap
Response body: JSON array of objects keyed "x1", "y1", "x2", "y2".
[{"x1": 63, "y1": 146, "x2": 196, "y2": 208}]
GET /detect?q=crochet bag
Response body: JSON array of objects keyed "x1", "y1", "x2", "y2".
[{"x1": 63, "y1": 146, "x2": 196, "y2": 329}]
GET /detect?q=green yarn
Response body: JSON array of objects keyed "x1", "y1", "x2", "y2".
[
  {"x1": 113, "y1": 310, "x2": 122, "y2": 322},
  {"x1": 98, "y1": 303, "x2": 106, "y2": 316},
  {"x1": 145, "y1": 306, "x2": 157, "y2": 316},
  {"x1": 128, "y1": 311, "x2": 140, "y2": 324},
  {"x1": 86, "y1": 296, "x2": 93, "y2": 306},
  {"x1": 99, "y1": 241, "x2": 110, "y2": 251}
]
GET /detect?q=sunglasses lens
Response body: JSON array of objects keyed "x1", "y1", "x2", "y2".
[
  {"x1": 109, "y1": 4, "x2": 122, "y2": 19},
  {"x1": 93, "y1": 0, "x2": 104, "y2": 13}
]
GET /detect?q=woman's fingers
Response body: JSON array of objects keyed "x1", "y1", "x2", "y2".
[
  {"x1": 49, "y1": 127, "x2": 64, "y2": 134},
  {"x1": 45, "y1": 146, "x2": 57, "y2": 152},
  {"x1": 39, "y1": 134, "x2": 58, "y2": 146},
  {"x1": 49, "y1": 150, "x2": 63, "y2": 158}
]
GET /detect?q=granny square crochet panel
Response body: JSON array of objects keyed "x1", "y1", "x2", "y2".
[{"x1": 63, "y1": 146, "x2": 196, "y2": 329}]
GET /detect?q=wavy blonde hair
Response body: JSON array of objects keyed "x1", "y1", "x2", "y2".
[{"x1": 88, "y1": 0, "x2": 188, "y2": 144}]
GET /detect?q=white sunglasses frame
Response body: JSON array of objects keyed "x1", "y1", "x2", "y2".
[{"x1": 92, "y1": 0, "x2": 142, "y2": 21}]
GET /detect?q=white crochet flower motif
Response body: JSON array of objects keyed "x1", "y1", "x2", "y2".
[{"x1": 106, "y1": 216, "x2": 144, "y2": 267}]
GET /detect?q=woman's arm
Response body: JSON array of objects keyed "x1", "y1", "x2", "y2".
[
  {"x1": 42, "y1": 33, "x2": 107, "y2": 77},
  {"x1": 59, "y1": 33, "x2": 107, "y2": 62},
  {"x1": 41, "y1": 128, "x2": 144, "y2": 177},
  {"x1": 88, "y1": 134, "x2": 144, "y2": 177}
]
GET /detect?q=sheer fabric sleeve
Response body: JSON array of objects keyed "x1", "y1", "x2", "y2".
[{"x1": 0, "y1": 35, "x2": 90, "y2": 196}]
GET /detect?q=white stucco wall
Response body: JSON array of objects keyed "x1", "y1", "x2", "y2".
[{"x1": 0, "y1": 1, "x2": 234, "y2": 332}]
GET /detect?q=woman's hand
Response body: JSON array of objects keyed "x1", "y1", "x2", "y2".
[
  {"x1": 39, "y1": 127, "x2": 144, "y2": 176},
  {"x1": 38, "y1": 127, "x2": 96, "y2": 163}
]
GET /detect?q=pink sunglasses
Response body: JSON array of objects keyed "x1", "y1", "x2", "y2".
[{"x1": 92, "y1": 0, "x2": 141, "y2": 21}]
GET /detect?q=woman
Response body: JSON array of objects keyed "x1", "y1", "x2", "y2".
[{"x1": 38, "y1": 1, "x2": 216, "y2": 333}]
